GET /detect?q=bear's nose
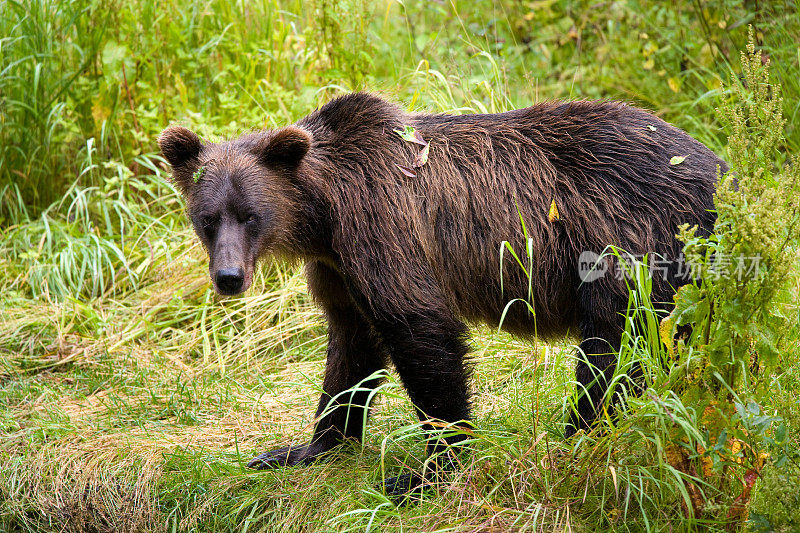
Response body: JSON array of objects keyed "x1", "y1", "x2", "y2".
[{"x1": 216, "y1": 267, "x2": 244, "y2": 295}]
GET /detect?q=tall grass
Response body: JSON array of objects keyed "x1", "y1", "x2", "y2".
[
  {"x1": 2, "y1": 0, "x2": 798, "y2": 220},
  {"x1": 0, "y1": 0, "x2": 106, "y2": 215}
]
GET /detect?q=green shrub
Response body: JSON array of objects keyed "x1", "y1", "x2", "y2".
[{"x1": 645, "y1": 28, "x2": 799, "y2": 526}]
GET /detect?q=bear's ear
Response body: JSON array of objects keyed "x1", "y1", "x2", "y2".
[
  {"x1": 255, "y1": 126, "x2": 312, "y2": 168},
  {"x1": 158, "y1": 126, "x2": 202, "y2": 169}
]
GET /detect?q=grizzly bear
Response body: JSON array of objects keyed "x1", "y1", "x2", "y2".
[{"x1": 158, "y1": 92, "x2": 724, "y2": 495}]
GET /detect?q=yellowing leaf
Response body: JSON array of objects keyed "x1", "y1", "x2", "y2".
[
  {"x1": 395, "y1": 164, "x2": 416, "y2": 178},
  {"x1": 660, "y1": 313, "x2": 676, "y2": 358},
  {"x1": 647, "y1": 124, "x2": 657, "y2": 131},
  {"x1": 412, "y1": 143, "x2": 429, "y2": 168},
  {"x1": 608, "y1": 464, "x2": 618, "y2": 497},
  {"x1": 670, "y1": 155, "x2": 687, "y2": 165},
  {"x1": 175, "y1": 74, "x2": 189, "y2": 108},
  {"x1": 700, "y1": 452, "x2": 714, "y2": 477},
  {"x1": 643, "y1": 58, "x2": 655, "y2": 70},
  {"x1": 409, "y1": 90, "x2": 420, "y2": 110},
  {"x1": 92, "y1": 98, "x2": 111, "y2": 130},
  {"x1": 730, "y1": 438, "x2": 744, "y2": 458},
  {"x1": 548, "y1": 199, "x2": 560, "y2": 222},
  {"x1": 668, "y1": 76, "x2": 681, "y2": 93}
]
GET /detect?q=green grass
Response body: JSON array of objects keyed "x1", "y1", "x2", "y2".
[{"x1": 1, "y1": 0, "x2": 799, "y2": 531}]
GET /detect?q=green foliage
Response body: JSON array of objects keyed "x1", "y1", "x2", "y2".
[
  {"x1": 501, "y1": 25, "x2": 800, "y2": 531},
  {"x1": 655, "y1": 27, "x2": 799, "y2": 525},
  {"x1": 306, "y1": 0, "x2": 378, "y2": 89},
  {"x1": 192, "y1": 165, "x2": 206, "y2": 184},
  {"x1": 676, "y1": 30, "x2": 800, "y2": 381},
  {"x1": 750, "y1": 462, "x2": 800, "y2": 531},
  {"x1": 3, "y1": 0, "x2": 799, "y2": 219},
  {"x1": 0, "y1": 151, "x2": 183, "y2": 299},
  {"x1": 0, "y1": 0, "x2": 114, "y2": 217},
  {"x1": 670, "y1": 26, "x2": 799, "y2": 412}
]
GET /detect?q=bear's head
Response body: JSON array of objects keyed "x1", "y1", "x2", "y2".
[{"x1": 158, "y1": 125, "x2": 312, "y2": 295}]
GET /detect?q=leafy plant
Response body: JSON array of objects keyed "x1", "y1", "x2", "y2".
[{"x1": 660, "y1": 27, "x2": 800, "y2": 523}]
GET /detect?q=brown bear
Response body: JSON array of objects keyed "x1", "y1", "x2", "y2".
[{"x1": 158, "y1": 92, "x2": 724, "y2": 495}]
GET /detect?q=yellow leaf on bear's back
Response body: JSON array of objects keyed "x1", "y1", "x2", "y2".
[{"x1": 548, "y1": 199, "x2": 560, "y2": 222}]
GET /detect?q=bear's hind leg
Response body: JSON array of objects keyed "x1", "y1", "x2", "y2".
[
  {"x1": 566, "y1": 335, "x2": 619, "y2": 438},
  {"x1": 565, "y1": 283, "x2": 626, "y2": 438}
]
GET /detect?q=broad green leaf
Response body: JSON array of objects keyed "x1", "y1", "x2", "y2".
[{"x1": 393, "y1": 125, "x2": 427, "y2": 146}]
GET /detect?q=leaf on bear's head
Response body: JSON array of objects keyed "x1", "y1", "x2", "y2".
[
  {"x1": 395, "y1": 164, "x2": 417, "y2": 178},
  {"x1": 393, "y1": 125, "x2": 428, "y2": 146},
  {"x1": 193, "y1": 166, "x2": 206, "y2": 183},
  {"x1": 647, "y1": 124, "x2": 658, "y2": 131},
  {"x1": 548, "y1": 199, "x2": 560, "y2": 222},
  {"x1": 412, "y1": 143, "x2": 430, "y2": 168},
  {"x1": 670, "y1": 155, "x2": 687, "y2": 165}
]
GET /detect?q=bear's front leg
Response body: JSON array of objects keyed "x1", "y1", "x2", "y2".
[
  {"x1": 373, "y1": 311, "x2": 473, "y2": 497},
  {"x1": 248, "y1": 262, "x2": 388, "y2": 469}
]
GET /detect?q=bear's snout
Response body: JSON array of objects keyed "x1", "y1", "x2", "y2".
[{"x1": 216, "y1": 267, "x2": 245, "y2": 295}]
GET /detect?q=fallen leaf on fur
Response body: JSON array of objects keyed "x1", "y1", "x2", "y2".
[
  {"x1": 412, "y1": 143, "x2": 430, "y2": 168},
  {"x1": 647, "y1": 124, "x2": 657, "y2": 131},
  {"x1": 548, "y1": 199, "x2": 560, "y2": 222},
  {"x1": 395, "y1": 164, "x2": 417, "y2": 178},
  {"x1": 394, "y1": 125, "x2": 428, "y2": 146},
  {"x1": 669, "y1": 155, "x2": 687, "y2": 165}
]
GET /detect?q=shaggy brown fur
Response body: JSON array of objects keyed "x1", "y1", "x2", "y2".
[{"x1": 159, "y1": 92, "x2": 724, "y2": 495}]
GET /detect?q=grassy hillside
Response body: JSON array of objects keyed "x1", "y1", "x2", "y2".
[{"x1": 1, "y1": 1, "x2": 799, "y2": 531}]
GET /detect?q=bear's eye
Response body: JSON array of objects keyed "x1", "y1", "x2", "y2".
[
  {"x1": 199, "y1": 216, "x2": 219, "y2": 239},
  {"x1": 244, "y1": 214, "x2": 258, "y2": 225}
]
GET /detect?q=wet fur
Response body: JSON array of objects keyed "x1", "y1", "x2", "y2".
[{"x1": 160, "y1": 92, "x2": 725, "y2": 494}]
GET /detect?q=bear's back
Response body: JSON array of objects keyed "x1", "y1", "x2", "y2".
[{"x1": 300, "y1": 94, "x2": 722, "y2": 336}]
